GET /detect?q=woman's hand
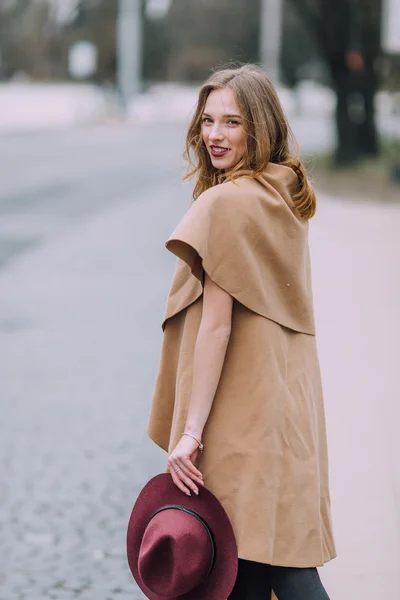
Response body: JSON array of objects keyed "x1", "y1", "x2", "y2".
[{"x1": 167, "y1": 435, "x2": 205, "y2": 496}]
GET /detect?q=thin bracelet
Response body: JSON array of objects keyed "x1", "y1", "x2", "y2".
[{"x1": 182, "y1": 432, "x2": 204, "y2": 452}]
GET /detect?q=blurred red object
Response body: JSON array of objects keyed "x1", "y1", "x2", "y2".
[{"x1": 345, "y1": 50, "x2": 365, "y2": 71}]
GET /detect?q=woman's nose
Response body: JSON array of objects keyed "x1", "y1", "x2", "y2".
[{"x1": 209, "y1": 125, "x2": 224, "y2": 142}]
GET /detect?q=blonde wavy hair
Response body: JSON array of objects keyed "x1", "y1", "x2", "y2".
[{"x1": 184, "y1": 64, "x2": 316, "y2": 220}]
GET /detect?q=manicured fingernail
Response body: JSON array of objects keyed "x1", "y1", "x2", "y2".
[
  {"x1": 194, "y1": 489, "x2": 199, "y2": 495},
  {"x1": 186, "y1": 491, "x2": 191, "y2": 496}
]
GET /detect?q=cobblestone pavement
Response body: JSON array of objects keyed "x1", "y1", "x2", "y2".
[{"x1": 1, "y1": 124, "x2": 400, "y2": 599}]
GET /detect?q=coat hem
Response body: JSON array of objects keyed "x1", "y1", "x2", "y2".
[
  {"x1": 237, "y1": 551, "x2": 337, "y2": 569},
  {"x1": 165, "y1": 239, "x2": 316, "y2": 336}
]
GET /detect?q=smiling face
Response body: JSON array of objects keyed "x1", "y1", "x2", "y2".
[{"x1": 201, "y1": 87, "x2": 247, "y2": 171}]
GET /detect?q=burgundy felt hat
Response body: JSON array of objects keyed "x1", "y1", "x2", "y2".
[{"x1": 126, "y1": 473, "x2": 238, "y2": 600}]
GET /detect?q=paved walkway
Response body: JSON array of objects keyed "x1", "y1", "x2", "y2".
[
  {"x1": 310, "y1": 194, "x2": 400, "y2": 597},
  {"x1": 0, "y1": 176, "x2": 399, "y2": 599}
]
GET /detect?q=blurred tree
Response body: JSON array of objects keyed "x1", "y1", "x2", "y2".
[
  {"x1": 384, "y1": 54, "x2": 400, "y2": 91},
  {"x1": 0, "y1": 0, "x2": 53, "y2": 79},
  {"x1": 280, "y1": 3, "x2": 324, "y2": 89},
  {"x1": 142, "y1": 3, "x2": 170, "y2": 82},
  {"x1": 67, "y1": 0, "x2": 169, "y2": 84},
  {"x1": 165, "y1": 0, "x2": 260, "y2": 81},
  {"x1": 286, "y1": 0, "x2": 383, "y2": 164},
  {"x1": 65, "y1": 0, "x2": 118, "y2": 83}
]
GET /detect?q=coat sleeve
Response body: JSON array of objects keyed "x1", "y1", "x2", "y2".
[
  {"x1": 163, "y1": 180, "x2": 316, "y2": 335},
  {"x1": 165, "y1": 186, "x2": 249, "y2": 288}
]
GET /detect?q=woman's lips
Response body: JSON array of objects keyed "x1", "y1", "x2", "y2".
[{"x1": 210, "y1": 145, "x2": 230, "y2": 158}]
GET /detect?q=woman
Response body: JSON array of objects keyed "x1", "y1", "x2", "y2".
[{"x1": 147, "y1": 64, "x2": 336, "y2": 599}]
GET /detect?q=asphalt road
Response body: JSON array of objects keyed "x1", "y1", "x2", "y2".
[
  {"x1": 1, "y1": 123, "x2": 400, "y2": 600},
  {"x1": 0, "y1": 123, "x2": 189, "y2": 270},
  {"x1": 0, "y1": 123, "x2": 188, "y2": 600}
]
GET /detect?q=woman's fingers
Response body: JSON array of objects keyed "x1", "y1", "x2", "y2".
[
  {"x1": 184, "y1": 457, "x2": 203, "y2": 480},
  {"x1": 170, "y1": 469, "x2": 192, "y2": 496},
  {"x1": 171, "y1": 468, "x2": 199, "y2": 495},
  {"x1": 168, "y1": 446, "x2": 205, "y2": 496},
  {"x1": 169, "y1": 462, "x2": 204, "y2": 496},
  {"x1": 179, "y1": 458, "x2": 204, "y2": 485},
  {"x1": 175, "y1": 466, "x2": 199, "y2": 495},
  {"x1": 176, "y1": 460, "x2": 204, "y2": 488}
]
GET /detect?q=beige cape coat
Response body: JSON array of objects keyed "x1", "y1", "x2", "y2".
[{"x1": 148, "y1": 163, "x2": 336, "y2": 568}]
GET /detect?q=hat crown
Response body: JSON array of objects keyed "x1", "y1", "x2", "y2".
[
  {"x1": 138, "y1": 507, "x2": 214, "y2": 597},
  {"x1": 127, "y1": 474, "x2": 238, "y2": 600}
]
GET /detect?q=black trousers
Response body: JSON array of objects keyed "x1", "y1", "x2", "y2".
[{"x1": 228, "y1": 559, "x2": 330, "y2": 600}]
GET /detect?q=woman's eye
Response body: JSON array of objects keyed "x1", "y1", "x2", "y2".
[
  {"x1": 202, "y1": 117, "x2": 212, "y2": 124},
  {"x1": 228, "y1": 119, "x2": 239, "y2": 125}
]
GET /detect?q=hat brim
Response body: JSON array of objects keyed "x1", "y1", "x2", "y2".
[{"x1": 127, "y1": 473, "x2": 238, "y2": 600}]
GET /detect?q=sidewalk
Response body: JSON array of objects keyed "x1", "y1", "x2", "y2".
[
  {"x1": 0, "y1": 180, "x2": 399, "y2": 598},
  {"x1": 0, "y1": 82, "x2": 117, "y2": 132}
]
